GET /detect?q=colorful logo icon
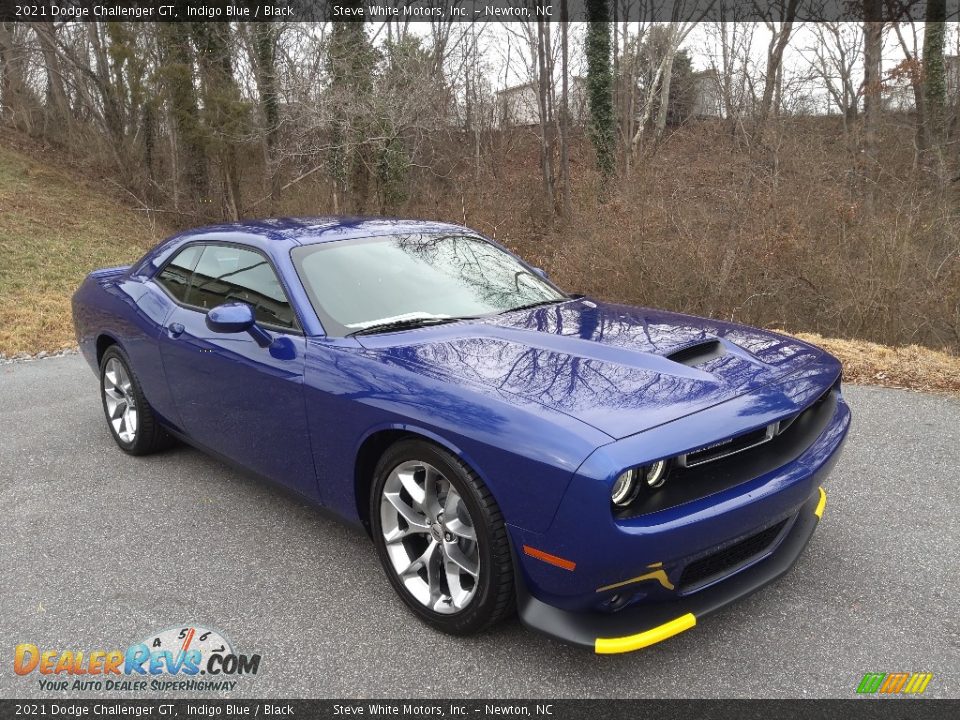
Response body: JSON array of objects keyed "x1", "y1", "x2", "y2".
[{"x1": 856, "y1": 672, "x2": 933, "y2": 695}]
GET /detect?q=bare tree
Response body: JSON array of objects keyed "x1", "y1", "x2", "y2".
[
  {"x1": 891, "y1": 19, "x2": 926, "y2": 163},
  {"x1": 193, "y1": 24, "x2": 246, "y2": 219},
  {"x1": 31, "y1": 23, "x2": 69, "y2": 139},
  {"x1": 805, "y1": 22, "x2": 862, "y2": 132},
  {"x1": 246, "y1": 21, "x2": 283, "y2": 203},
  {"x1": 157, "y1": 23, "x2": 208, "y2": 208},
  {"x1": 559, "y1": 5, "x2": 572, "y2": 218},
  {"x1": 630, "y1": 1, "x2": 711, "y2": 153},
  {"x1": 704, "y1": 13, "x2": 755, "y2": 141},
  {"x1": 922, "y1": 0, "x2": 948, "y2": 180},
  {"x1": 862, "y1": 1, "x2": 884, "y2": 191},
  {"x1": 755, "y1": 0, "x2": 800, "y2": 137},
  {"x1": 535, "y1": 18, "x2": 556, "y2": 210}
]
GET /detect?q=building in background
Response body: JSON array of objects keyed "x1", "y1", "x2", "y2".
[
  {"x1": 884, "y1": 54, "x2": 960, "y2": 112},
  {"x1": 689, "y1": 70, "x2": 723, "y2": 118},
  {"x1": 497, "y1": 77, "x2": 589, "y2": 127}
]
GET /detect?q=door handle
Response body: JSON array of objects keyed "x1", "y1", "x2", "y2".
[{"x1": 168, "y1": 322, "x2": 185, "y2": 338}]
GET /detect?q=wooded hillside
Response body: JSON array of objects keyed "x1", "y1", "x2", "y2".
[{"x1": 1, "y1": 15, "x2": 958, "y2": 352}]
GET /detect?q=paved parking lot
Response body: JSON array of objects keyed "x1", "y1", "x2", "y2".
[{"x1": 1, "y1": 355, "x2": 957, "y2": 698}]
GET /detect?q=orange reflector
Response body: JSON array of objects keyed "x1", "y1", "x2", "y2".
[{"x1": 523, "y1": 545, "x2": 576, "y2": 571}]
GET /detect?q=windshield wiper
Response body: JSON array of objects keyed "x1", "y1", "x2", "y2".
[
  {"x1": 499, "y1": 298, "x2": 566, "y2": 315},
  {"x1": 347, "y1": 317, "x2": 462, "y2": 337}
]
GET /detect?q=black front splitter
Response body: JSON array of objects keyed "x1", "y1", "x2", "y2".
[{"x1": 516, "y1": 486, "x2": 826, "y2": 654}]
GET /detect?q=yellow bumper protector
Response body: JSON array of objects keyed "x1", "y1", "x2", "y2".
[
  {"x1": 815, "y1": 487, "x2": 827, "y2": 518},
  {"x1": 594, "y1": 613, "x2": 696, "y2": 654}
]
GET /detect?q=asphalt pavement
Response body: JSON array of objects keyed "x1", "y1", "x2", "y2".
[{"x1": 1, "y1": 354, "x2": 957, "y2": 699}]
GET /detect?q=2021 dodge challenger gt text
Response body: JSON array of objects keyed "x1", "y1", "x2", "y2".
[{"x1": 72, "y1": 218, "x2": 850, "y2": 654}]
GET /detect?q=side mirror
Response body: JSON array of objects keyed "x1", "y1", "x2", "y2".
[
  {"x1": 206, "y1": 302, "x2": 272, "y2": 348},
  {"x1": 206, "y1": 302, "x2": 255, "y2": 334},
  {"x1": 531, "y1": 266, "x2": 549, "y2": 280}
]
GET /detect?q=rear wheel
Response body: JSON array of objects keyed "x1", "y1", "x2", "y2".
[
  {"x1": 99, "y1": 346, "x2": 171, "y2": 455},
  {"x1": 370, "y1": 440, "x2": 514, "y2": 635}
]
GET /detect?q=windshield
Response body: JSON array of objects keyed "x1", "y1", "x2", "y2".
[{"x1": 291, "y1": 233, "x2": 567, "y2": 336}]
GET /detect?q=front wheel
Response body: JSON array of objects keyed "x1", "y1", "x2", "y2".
[{"x1": 370, "y1": 440, "x2": 515, "y2": 635}]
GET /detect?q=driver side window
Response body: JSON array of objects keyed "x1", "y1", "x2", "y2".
[
  {"x1": 175, "y1": 244, "x2": 297, "y2": 331},
  {"x1": 158, "y1": 245, "x2": 297, "y2": 329}
]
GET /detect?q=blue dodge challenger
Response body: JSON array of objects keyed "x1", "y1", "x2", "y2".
[{"x1": 72, "y1": 218, "x2": 850, "y2": 653}]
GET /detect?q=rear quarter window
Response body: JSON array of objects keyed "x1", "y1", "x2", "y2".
[{"x1": 155, "y1": 245, "x2": 203, "y2": 303}]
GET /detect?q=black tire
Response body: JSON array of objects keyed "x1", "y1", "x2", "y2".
[
  {"x1": 99, "y1": 345, "x2": 172, "y2": 456},
  {"x1": 370, "y1": 439, "x2": 515, "y2": 635}
]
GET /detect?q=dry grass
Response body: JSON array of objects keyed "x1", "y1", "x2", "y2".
[
  {"x1": 0, "y1": 143, "x2": 167, "y2": 355},
  {"x1": 790, "y1": 332, "x2": 960, "y2": 396}
]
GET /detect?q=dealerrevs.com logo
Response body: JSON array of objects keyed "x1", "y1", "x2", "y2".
[{"x1": 14, "y1": 625, "x2": 261, "y2": 693}]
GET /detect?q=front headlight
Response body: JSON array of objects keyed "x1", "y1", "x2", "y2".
[
  {"x1": 611, "y1": 468, "x2": 640, "y2": 507},
  {"x1": 644, "y1": 460, "x2": 668, "y2": 488},
  {"x1": 612, "y1": 461, "x2": 670, "y2": 507}
]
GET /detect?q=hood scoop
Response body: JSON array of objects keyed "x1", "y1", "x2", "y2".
[{"x1": 665, "y1": 339, "x2": 727, "y2": 367}]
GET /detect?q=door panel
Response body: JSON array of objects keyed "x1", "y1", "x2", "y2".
[
  {"x1": 159, "y1": 304, "x2": 316, "y2": 499},
  {"x1": 152, "y1": 242, "x2": 317, "y2": 500}
]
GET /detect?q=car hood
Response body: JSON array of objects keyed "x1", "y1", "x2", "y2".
[{"x1": 357, "y1": 298, "x2": 829, "y2": 439}]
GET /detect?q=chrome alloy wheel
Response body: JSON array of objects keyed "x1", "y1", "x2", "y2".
[
  {"x1": 379, "y1": 460, "x2": 480, "y2": 614},
  {"x1": 102, "y1": 357, "x2": 138, "y2": 444}
]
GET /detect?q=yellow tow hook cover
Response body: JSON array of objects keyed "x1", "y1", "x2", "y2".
[{"x1": 594, "y1": 613, "x2": 697, "y2": 654}]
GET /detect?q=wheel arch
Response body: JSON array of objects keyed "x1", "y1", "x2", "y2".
[
  {"x1": 95, "y1": 333, "x2": 121, "y2": 367},
  {"x1": 353, "y1": 424, "x2": 491, "y2": 536}
]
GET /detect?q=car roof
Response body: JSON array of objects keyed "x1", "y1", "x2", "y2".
[{"x1": 178, "y1": 217, "x2": 477, "y2": 247}]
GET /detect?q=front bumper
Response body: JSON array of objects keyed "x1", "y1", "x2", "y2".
[{"x1": 517, "y1": 485, "x2": 827, "y2": 653}]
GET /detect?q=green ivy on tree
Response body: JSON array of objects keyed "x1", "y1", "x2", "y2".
[{"x1": 585, "y1": 0, "x2": 615, "y2": 178}]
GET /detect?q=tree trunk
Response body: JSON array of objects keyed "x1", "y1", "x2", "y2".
[
  {"x1": 560, "y1": 1, "x2": 572, "y2": 219},
  {"x1": 157, "y1": 23, "x2": 208, "y2": 207},
  {"x1": 891, "y1": 20, "x2": 925, "y2": 164},
  {"x1": 862, "y1": 8, "x2": 883, "y2": 177},
  {"x1": 32, "y1": 23, "x2": 70, "y2": 139},
  {"x1": 535, "y1": 19, "x2": 555, "y2": 211},
  {"x1": 585, "y1": 0, "x2": 615, "y2": 178},
  {"x1": 653, "y1": 41, "x2": 676, "y2": 143},
  {"x1": 619, "y1": 20, "x2": 634, "y2": 172},
  {"x1": 87, "y1": 24, "x2": 125, "y2": 148},
  {"x1": 327, "y1": 13, "x2": 375, "y2": 213},
  {"x1": 0, "y1": 23, "x2": 33, "y2": 132},
  {"x1": 193, "y1": 23, "x2": 244, "y2": 220},
  {"x1": 631, "y1": 57, "x2": 665, "y2": 152},
  {"x1": 0, "y1": 23, "x2": 11, "y2": 123},
  {"x1": 922, "y1": 0, "x2": 947, "y2": 181},
  {"x1": 759, "y1": 0, "x2": 799, "y2": 138},
  {"x1": 252, "y1": 22, "x2": 281, "y2": 202}
]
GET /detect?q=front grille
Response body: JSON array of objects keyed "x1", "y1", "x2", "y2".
[
  {"x1": 617, "y1": 382, "x2": 840, "y2": 519},
  {"x1": 678, "y1": 519, "x2": 788, "y2": 590},
  {"x1": 682, "y1": 424, "x2": 773, "y2": 467},
  {"x1": 678, "y1": 383, "x2": 835, "y2": 470}
]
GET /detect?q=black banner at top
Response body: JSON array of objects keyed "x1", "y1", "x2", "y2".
[{"x1": 1, "y1": 0, "x2": 956, "y2": 23}]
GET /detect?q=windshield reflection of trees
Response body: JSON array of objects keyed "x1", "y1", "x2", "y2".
[{"x1": 392, "y1": 233, "x2": 558, "y2": 311}]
